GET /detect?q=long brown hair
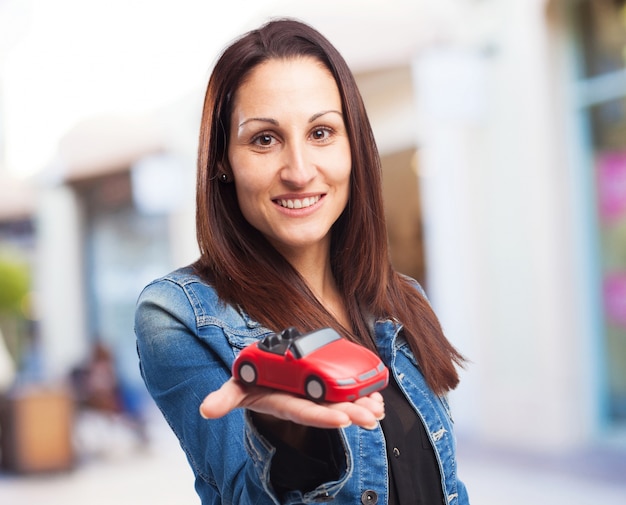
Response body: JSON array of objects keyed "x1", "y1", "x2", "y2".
[{"x1": 194, "y1": 18, "x2": 464, "y2": 394}]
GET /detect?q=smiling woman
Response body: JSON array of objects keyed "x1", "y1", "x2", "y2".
[
  {"x1": 227, "y1": 57, "x2": 352, "y2": 265},
  {"x1": 135, "y1": 17, "x2": 469, "y2": 505}
]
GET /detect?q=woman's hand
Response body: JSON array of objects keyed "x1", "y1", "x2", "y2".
[{"x1": 199, "y1": 377, "x2": 385, "y2": 430}]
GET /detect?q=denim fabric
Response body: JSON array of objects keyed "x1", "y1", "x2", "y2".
[{"x1": 135, "y1": 266, "x2": 470, "y2": 505}]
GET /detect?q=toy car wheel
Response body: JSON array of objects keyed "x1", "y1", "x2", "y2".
[
  {"x1": 305, "y1": 376, "x2": 325, "y2": 401},
  {"x1": 238, "y1": 362, "x2": 257, "y2": 385}
]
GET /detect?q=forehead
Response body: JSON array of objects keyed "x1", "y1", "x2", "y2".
[{"x1": 233, "y1": 57, "x2": 342, "y2": 110}]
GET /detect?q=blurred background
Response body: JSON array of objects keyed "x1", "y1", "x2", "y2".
[{"x1": 0, "y1": 0, "x2": 625, "y2": 503}]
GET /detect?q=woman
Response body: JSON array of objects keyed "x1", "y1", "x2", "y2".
[{"x1": 135, "y1": 18, "x2": 469, "y2": 505}]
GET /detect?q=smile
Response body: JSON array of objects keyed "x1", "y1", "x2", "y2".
[{"x1": 275, "y1": 195, "x2": 321, "y2": 209}]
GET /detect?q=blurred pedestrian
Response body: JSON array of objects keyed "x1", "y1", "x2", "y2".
[
  {"x1": 0, "y1": 328, "x2": 16, "y2": 393},
  {"x1": 135, "y1": 18, "x2": 469, "y2": 505}
]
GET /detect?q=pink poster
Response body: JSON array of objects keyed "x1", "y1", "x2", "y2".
[
  {"x1": 597, "y1": 151, "x2": 626, "y2": 224},
  {"x1": 604, "y1": 273, "x2": 626, "y2": 330}
]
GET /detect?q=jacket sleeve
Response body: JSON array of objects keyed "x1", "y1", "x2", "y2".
[{"x1": 134, "y1": 278, "x2": 350, "y2": 505}]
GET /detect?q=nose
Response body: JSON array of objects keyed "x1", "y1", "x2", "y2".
[{"x1": 280, "y1": 142, "x2": 316, "y2": 187}]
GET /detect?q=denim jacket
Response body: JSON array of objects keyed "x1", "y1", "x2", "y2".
[{"x1": 135, "y1": 267, "x2": 469, "y2": 505}]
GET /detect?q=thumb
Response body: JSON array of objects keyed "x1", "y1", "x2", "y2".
[{"x1": 199, "y1": 378, "x2": 246, "y2": 419}]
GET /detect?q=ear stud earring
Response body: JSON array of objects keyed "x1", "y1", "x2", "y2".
[{"x1": 219, "y1": 173, "x2": 229, "y2": 183}]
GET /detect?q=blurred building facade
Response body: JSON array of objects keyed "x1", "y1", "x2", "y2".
[{"x1": 0, "y1": 0, "x2": 625, "y2": 465}]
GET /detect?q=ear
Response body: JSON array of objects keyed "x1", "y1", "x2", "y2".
[
  {"x1": 217, "y1": 160, "x2": 233, "y2": 183},
  {"x1": 217, "y1": 159, "x2": 231, "y2": 175}
]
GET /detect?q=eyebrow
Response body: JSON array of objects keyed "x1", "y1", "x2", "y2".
[
  {"x1": 309, "y1": 110, "x2": 343, "y2": 122},
  {"x1": 238, "y1": 110, "x2": 343, "y2": 128}
]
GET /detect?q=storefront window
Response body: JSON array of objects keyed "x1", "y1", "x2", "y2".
[
  {"x1": 589, "y1": 97, "x2": 626, "y2": 150},
  {"x1": 575, "y1": 0, "x2": 626, "y2": 77},
  {"x1": 77, "y1": 171, "x2": 172, "y2": 418},
  {"x1": 574, "y1": 0, "x2": 626, "y2": 423},
  {"x1": 88, "y1": 203, "x2": 171, "y2": 408}
]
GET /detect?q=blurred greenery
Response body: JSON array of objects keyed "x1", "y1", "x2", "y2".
[
  {"x1": 0, "y1": 251, "x2": 30, "y2": 313},
  {"x1": 0, "y1": 248, "x2": 31, "y2": 365}
]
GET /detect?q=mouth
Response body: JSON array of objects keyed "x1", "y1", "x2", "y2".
[{"x1": 274, "y1": 195, "x2": 322, "y2": 209}]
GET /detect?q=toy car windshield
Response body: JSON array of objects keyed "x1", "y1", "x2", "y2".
[
  {"x1": 290, "y1": 328, "x2": 341, "y2": 358},
  {"x1": 258, "y1": 327, "x2": 341, "y2": 358}
]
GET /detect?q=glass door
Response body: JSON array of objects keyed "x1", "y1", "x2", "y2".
[{"x1": 573, "y1": 0, "x2": 626, "y2": 425}]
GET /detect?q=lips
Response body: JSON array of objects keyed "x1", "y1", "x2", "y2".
[{"x1": 275, "y1": 195, "x2": 322, "y2": 209}]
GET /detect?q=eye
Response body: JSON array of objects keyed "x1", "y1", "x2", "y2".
[
  {"x1": 310, "y1": 127, "x2": 332, "y2": 142},
  {"x1": 251, "y1": 132, "x2": 277, "y2": 148}
]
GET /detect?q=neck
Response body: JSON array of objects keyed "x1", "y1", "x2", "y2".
[
  {"x1": 305, "y1": 267, "x2": 352, "y2": 332},
  {"x1": 279, "y1": 243, "x2": 351, "y2": 331}
]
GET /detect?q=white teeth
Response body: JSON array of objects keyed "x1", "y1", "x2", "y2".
[{"x1": 278, "y1": 196, "x2": 320, "y2": 209}]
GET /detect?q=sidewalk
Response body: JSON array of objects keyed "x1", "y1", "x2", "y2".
[
  {"x1": 1, "y1": 412, "x2": 625, "y2": 505},
  {"x1": 0, "y1": 411, "x2": 199, "y2": 505},
  {"x1": 457, "y1": 438, "x2": 626, "y2": 505}
]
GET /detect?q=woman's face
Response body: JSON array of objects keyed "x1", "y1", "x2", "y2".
[{"x1": 228, "y1": 57, "x2": 352, "y2": 260}]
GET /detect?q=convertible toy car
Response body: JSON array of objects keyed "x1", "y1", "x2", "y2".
[{"x1": 232, "y1": 327, "x2": 389, "y2": 402}]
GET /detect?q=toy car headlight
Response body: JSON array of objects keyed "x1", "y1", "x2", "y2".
[
  {"x1": 357, "y1": 363, "x2": 386, "y2": 381},
  {"x1": 358, "y1": 369, "x2": 378, "y2": 381},
  {"x1": 336, "y1": 378, "x2": 357, "y2": 386}
]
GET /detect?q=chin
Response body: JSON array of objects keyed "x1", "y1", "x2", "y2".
[{"x1": 270, "y1": 235, "x2": 329, "y2": 253}]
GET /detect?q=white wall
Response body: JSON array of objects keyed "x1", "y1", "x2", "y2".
[
  {"x1": 35, "y1": 185, "x2": 88, "y2": 380},
  {"x1": 412, "y1": 0, "x2": 593, "y2": 450}
]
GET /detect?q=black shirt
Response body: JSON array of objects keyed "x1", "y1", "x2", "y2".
[
  {"x1": 380, "y1": 376, "x2": 445, "y2": 504},
  {"x1": 265, "y1": 377, "x2": 445, "y2": 504}
]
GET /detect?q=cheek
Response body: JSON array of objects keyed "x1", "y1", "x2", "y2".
[
  {"x1": 232, "y1": 172, "x2": 270, "y2": 225},
  {"x1": 233, "y1": 179, "x2": 256, "y2": 213},
  {"x1": 234, "y1": 189, "x2": 260, "y2": 230},
  {"x1": 322, "y1": 143, "x2": 352, "y2": 182},
  {"x1": 334, "y1": 158, "x2": 352, "y2": 198}
]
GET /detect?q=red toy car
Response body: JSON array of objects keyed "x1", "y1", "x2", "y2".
[{"x1": 232, "y1": 327, "x2": 389, "y2": 402}]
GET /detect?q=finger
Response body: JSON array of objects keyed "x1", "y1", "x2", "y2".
[
  {"x1": 201, "y1": 380, "x2": 352, "y2": 429},
  {"x1": 366, "y1": 391, "x2": 384, "y2": 403},
  {"x1": 199, "y1": 378, "x2": 247, "y2": 419},
  {"x1": 353, "y1": 395, "x2": 385, "y2": 420},
  {"x1": 328, "y1": 401, "x2": 381, "y2": 430},
  {"x1": 200, "y1": 379, "x2": 384, "y2": 429},
  {"x1": 244, "y1": 391, "x2": 352, "y2": 429}
]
